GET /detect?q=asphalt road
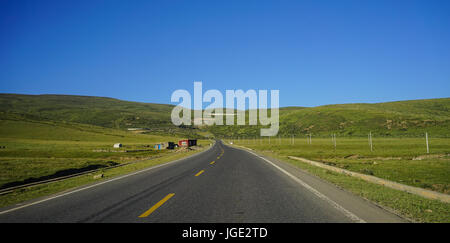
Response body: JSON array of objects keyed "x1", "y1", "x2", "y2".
[{"x1": 0, "y1": 140, "x2": 405, "y2": 223}]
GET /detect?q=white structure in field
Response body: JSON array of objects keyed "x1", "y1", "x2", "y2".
[{"x1": 113, "y1": 143, "x2": 122, "y2": 148}]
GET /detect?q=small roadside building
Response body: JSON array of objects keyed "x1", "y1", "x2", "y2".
[
  {"x1": 178, "y1": 139, "x2": 197, "y2": 147},
  {"x1": 178, "y1": 140, "x2": 188, "y2": 147},
  {"x1": 154, "y1": 142, "x2": 176, "y2": 150},
  {"x1": 188, "y1": 139, "x2": 197, "y2": 146},
  {"x1": 167, "y1": 142, "x2": 176, "y2": 149}
]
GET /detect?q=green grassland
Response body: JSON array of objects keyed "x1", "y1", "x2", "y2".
[
  {"x1": 231, "y1": 137, "x2": 450, "y2": 194},
  {"x1": 208, "y1": 98, "x2": 450, "y2": 137},
  {"x1": 0, "y1": 148, "x2": 207, "y2": 208},
  {"x1": 0, "y1": 94, "x2": 209, "y2": 206},
  {"x1": 0, "y1": 116, "x2": 208, "y2": 192},
  {"x1": 280, "y1": 154, "x2": 449, "y2": 223}
]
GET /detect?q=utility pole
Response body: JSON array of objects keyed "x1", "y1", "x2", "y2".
[
  {"x1": 426, "y1": 132, "x2": 429, "y2": 154},
  {"x1": 333, "y1": 134, "x2": 336, "y2": 150}
]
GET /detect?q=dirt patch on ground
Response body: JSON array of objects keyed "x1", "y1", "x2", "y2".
[
  {"x1": 344, "y1": 154, "x2": 403, "y2": 160},
  {"x1": 372, "y1": 157, "x2": 403, "y2": 160},
  {"x1": 412, "y1": 154, "x2": 449, "y2": 160}
]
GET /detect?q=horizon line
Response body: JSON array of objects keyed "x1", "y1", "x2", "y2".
[{"x1": 0, "y1": 92, "x2": 449, "y2": 110}]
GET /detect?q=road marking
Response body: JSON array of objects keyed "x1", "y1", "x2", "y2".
[
  {"x1": 195, "y1": 170, "x2": 205, "y2": 176},
  {"x1": 210, "y1": 161, "x2": 215, "y2": 165},
  {"x1": 139, "y1": 193, "x2": 175, "y2": 218},
  {"x1": 244, "y1": 150, "x2": 366, "y2": 223}
]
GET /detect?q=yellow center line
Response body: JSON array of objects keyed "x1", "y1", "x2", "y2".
[
  {"x1": 139, "y1": 193, "x2": 175, "y2": 218},
  {"x1": 195, "y1": 170, "x2": 205, "y2": 176},
  {"x1": 210, "y1": 161, "x2": 215, "y2": 164}
]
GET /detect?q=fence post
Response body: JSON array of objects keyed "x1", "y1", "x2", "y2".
[{"x1": 334, "y1": 134, "x2": 336, "y2": 150}]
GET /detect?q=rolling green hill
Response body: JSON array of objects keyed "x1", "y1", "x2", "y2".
[
  {"x1": 0, "y1": 94, "x2": 201, "y2": 137},
  {"x1": 207, "y1": 98, "x2": 450, "y2": 137},
  {"x1": 1, "y1": 94, "x2": 449, "y2": 138}
]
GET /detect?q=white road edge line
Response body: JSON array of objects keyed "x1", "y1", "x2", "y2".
[
  {"x1": 246, "y1": 150, "x2": 366, "y2": 223},
  {"x1": 0, "y1": 143, "x2": 216, "y2": 215}
]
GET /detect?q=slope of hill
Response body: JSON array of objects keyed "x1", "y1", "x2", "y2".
[
  {"x1": 207, "y1": 98, "x2": 450, "y2": 137},
  {"x1": 1, "y1": 94, "x2": 449, "y2": 138},
  {"x1": 0, "y1": 108, "x2": 206, "y2": 194},
  {"x1": 0, "y1": 94, "x2": 200, "y2": 137}
]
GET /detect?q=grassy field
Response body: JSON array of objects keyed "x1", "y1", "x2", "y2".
[
  {"x1": 280, "y1": 154, "x2": 449, "y2": 223},
  {"x1": 0, "y1": 118, "x2": 209, "y2": 193},
  {"x1": 0, "y1": 148, "x2": 208, "y2": 208},
  {"x1": 230, "y1": 137, "x2": 450, "y2": 194},
  {"x1": 230, "y1": 137, "x2": 450, "y2": 222},
  {"x1": 0, "y1": 94, "x2": 211, "y2": 208}
]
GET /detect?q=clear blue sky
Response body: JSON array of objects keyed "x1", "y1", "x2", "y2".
[{"x1": 1, "y1": 0, "x2": 449, "y2": 107}]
